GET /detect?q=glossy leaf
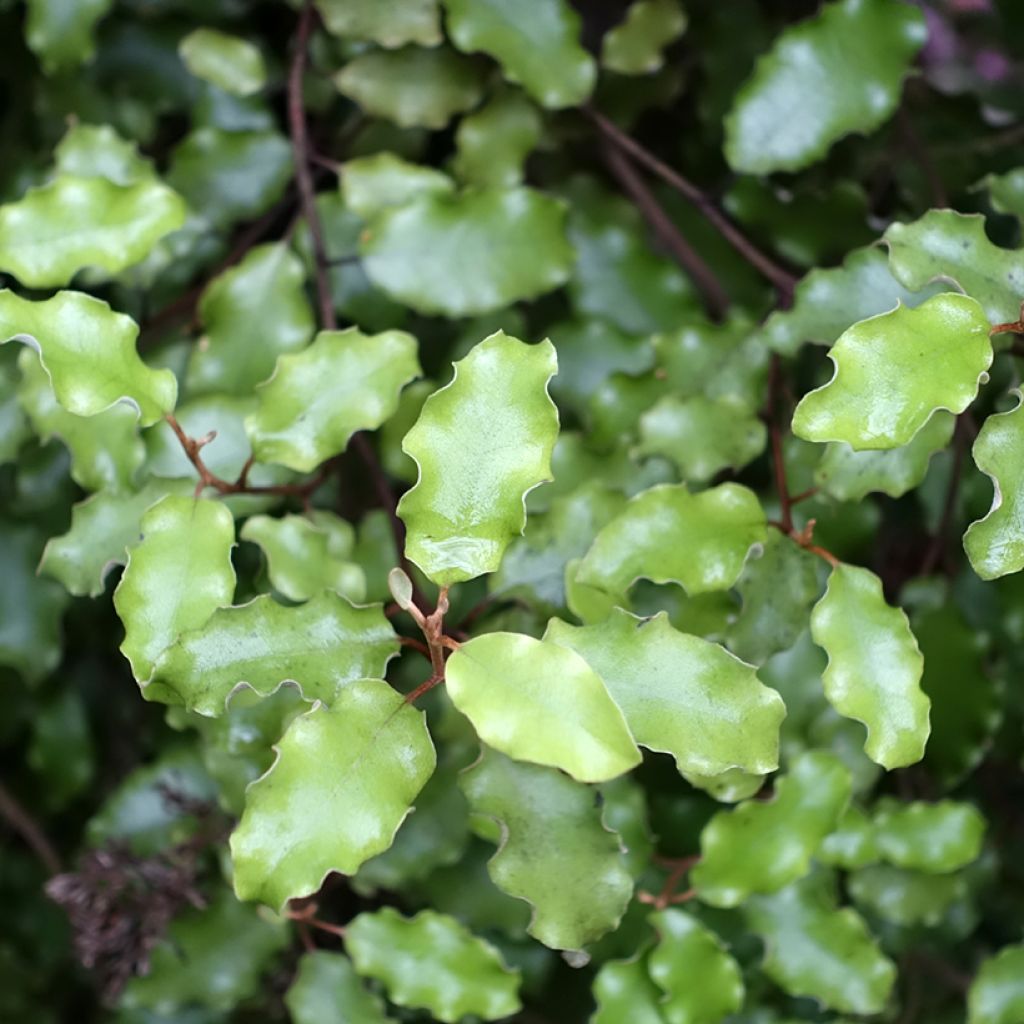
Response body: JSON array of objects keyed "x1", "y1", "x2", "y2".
[
  {"x1": 442, "y1": 0, "x2": 595, "y2": 108},
  {"x1": 345, "y1": 908, "x2": 521, "y2": 1022},
  {"x1": 811, "y1": 563, "x2": 930, "y2": 769},
  {"x1": 341, "y1": 152, "x2": 454, "y2": 220},
  {"x1": 592, "y1": 956, "x2": 666, "y2": 1024},
  {"x1": 818, "y1": 805, "x2": 879, "y2": 870},
  {"x1": 113, "y1": 495, "x2": 236, "y2": 683},
  {"x1": 724, "y1": 0, "x2": 926, "y2": 173},
  {"x1": 24, "y1": 0, "x2": 112, "y2": 72},
  {"x1": 691, "y1": 751, "x2": 851, "y2": 907},
  {"x1": 316, "y1": 0, "x2": 441, "y2": 47},
  {"x1": 576, "y1": 483, "x2": 767, "y2": 602},
  {"x1": 445, "y1": 632, "x2": 641, "y2": 782},
  {"x1": 246, "y1": 327, "x2": 420, "y2": 473},
  {"x1": 362, "y1": 189, "x2": 573, "y2": 317},
  {"x1": 968, "y1": 943, "x2": 1024, "y2": 1024},
  {"x1": 872, "y1": 799, "x2": 986, "y2": 873},
  {"x1": 460, "y1": 750, "x2": 633, "y2": 950},
  {"x1": 545, "y1": 609, "x2": 785, "y2": 777},
  {"x1": 602, "y1": 0, "x2": 688, "y2": 75},
  {"x1": 398, "y1": 332, "x2": 559, "y2": 584},
  {"x1": 285, "y1": 951, "x2": 394, "y2": 1024},
  {"x1": 792, "y1": 293, "x2": 991, "y2": 450},
  {"x1": 452, "y1": 89, "x2": 542, "y2": 188},
  {"x1": 179, "y1": 29, "x2": 266, "y2": 97},
  {"x1": 231, "y1": 680, "x2": 435, "y2": 909},
  {"x1": 0, "y1": 290, "x2": 176, "y2": 426},
  {"x1": 148, "y1": 592, "x2": 397, "y2": 715},
  {"x1": 53, "y1": 123, "x2": 155, "y2": 186}
]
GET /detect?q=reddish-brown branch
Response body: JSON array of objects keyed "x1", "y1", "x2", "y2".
[
  {"x1": 637, "y1": 856, "x2": 698, "y2": 909},
  {"x1": 398, "y1": 635, "x2": 432, "y2": 659},
  {"x1": 0, "y1": 780, "x2": 61, "y2": 875},
  {"x1": 286, "y1": 903, "x2": 347, "y2": 940}
]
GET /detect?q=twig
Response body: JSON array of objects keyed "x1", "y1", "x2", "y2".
[
  {"x1": 601, "y1": 143, "x2": 730, "y2": 322},
  {"x1": 0, "y1": 780, "x2": 61, "y2": 875}
]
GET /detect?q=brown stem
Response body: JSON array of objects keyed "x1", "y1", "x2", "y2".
[{"x1": 0, "y1": 780, "x2": 60, "y2": 875}]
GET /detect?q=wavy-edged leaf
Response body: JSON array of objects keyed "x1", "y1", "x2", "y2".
[
  {"x1": 685, "y1": 767, "x2": 766, "y2": 804},
  {"x1": 576, "y1": 482, "x2": 767, "y2": 603},
  {"x1": 602, "y1": 0, "x2": 687, "y2": 75},
  {"x1": 24, "y1": 0, "x2": 113, "y2": 72},
  {"x1": 452, "y1": 88, "x2": 542, "y2": 187},
  {"x1": 872, "y1": 798, "x2": 985, "y2": 873},
  {"x1": 246, "y1": 327, "x2": 420, "y2": 473},
  {"x1": 113, "y1": 495, "x2": 236, "y2": 683},
  {"x1": 818, "y1": 805, "x2": 878, "y2": 870},
  {"x1": 810, "y1": 563, "x2": 929, "y2": 769},
  {"x1": 362, "y1": 188, "x2": 573, "y2": 317},
  {"x1": 285, "y1": 951, "x2": 395, "y2": 1024},
  {"x1": 744, "y1": 870, "x2": 896, "y2": 1015},
  {"x1": 341, "y1": 152, "x2": 454, "y2": 220},
  {"x1": 723, "y1": 0, "x2": 926, "y2": 173},
  {"x1": 545, "y1": 609, "x2": 784, "y2": 778},
  {"x1": 647, "y1": 909, "x2": 744, "y2": 1024},
  {"x1": 231, "y1": 680, "x2": 435, "y2": 910},
  {"x1": 398, "y1": 332, "x2": 558, "y2": 585},
  {"x1": 317, "y1": 0, "x2": 441, "y2": 47},
  {"x1": 148, "y1": 592, "x2": 397, "y2": 715},
  {"x1": 849, "y1": 863, "x2": 970, "y2": 927},
  {"x1": 446, "y1": 633, "x2": 641, "y2": 783},
  {"x1": 442, "y1": 0, "x2": 595, "y2": 108},
  {"x1": 334, "y1": 45, "x2": 485, "y2": 129},
  {"x1": 692, "y1": 751, "x2": 851, "y2": 907},
  {"x1": 179, "y1": 28, "x2": 266, "y2": 97},
  {"x1": 792, "y1": 294, "x2": 991, "y2": 450},
  {"x1": 592, "y1": 956, "x2": 666, "y2": 1024},
  {"x1": 345, "y1": 908, "x2": 521, "y2": 1023},
  {"x1": 54, "y1": 123, "x2": 155, "y2": 186},
  {"x1": 968, "y1": 943, "x2": 1024, "y2": 1024}
]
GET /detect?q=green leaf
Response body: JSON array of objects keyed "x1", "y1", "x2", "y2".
[
  {"x1": 40, "y1": 478, "x2": 193, "y2": 597},
  {"x1": 968, "y1": 943, "x2": 1024, "y2": 1024},
  {"x1": 54, "y1": 123, "x2": 155, "y2": 186},
  {"x1": 576, "y1": 483, "x2": 767, "y2": 603},
  {"x1": 149, "y1": 591, "x2": 396, "y2": 715},
  {"x1": 232, "y1": 681, "x2": 434, "y2": 909},
  {"x1": 815, "y1": 410, "x2": 956, "y2": 502},
  {"x1": 685, "y1": 767, "x2": 766, "y2": 804},
  {"x1": 445, "y1": 633, "x2": 641, "y2": 783},
  {"x1": 240, "y1": 512, "x2": 364, "y2": 603},
  {"x1": 398, "y1": 332, "x2": 559, "y2": 585},
  {"x1": 24, "y1": 0, "x2": 113, "y2": 72},
  {"x1": 341, "y1": 152, "x2": 454, "y2": 220},
  {"x1": 885, "y1": 209, "x2": 1024, "y2": 325},
  {"x1": 380, "y1": 378, "x2": 435, "y2": 484},
  {"x1": 0, "y1": 175, "x2": 186, "y2": 288},
  {"x1": 818, "y1": 805, "x2": 878, "y2": 870},
  {"x1": 334, "y1": 45, "x2": 485, "y2": 129},
  {"x1": 245, "y1": 327, "x2": 420, "y2": 473},
  {"x1": 965, "y1": 396, "x2": 1024, "y2": 579},
  {"x1": 691, "y1": 751, "x2": 851, "y2": 907},
  {"x1": 186, "y1": 243, "x2": 315, "y2": 396},
  {"x1": 362, "y1": 189, "x2": 573, "y2": 317},
  {"x1": 872, "y1": 799, "x2": 985, "y2": 873},
  {"x1": 602, "y1": 0, "x2": 688, "y2": 75},
  {"x1": 592, "y1": 956, "x2": 666, "y2": 1024},
  {"x1": 120, "y1": 888, "x2": 288, "y2": 1015},
  {"x1": 849, "y1": 863, "x2": 970, "y2": 926},
  {"x1": 28, "y1": 685, "x2": 95, "y2": 809},
  {"x1": 984, "y1": 168, "x2": 1024, "y2": 220},
  {"x1": 113, "y1": 495, "x2": 236, "y2": 683},
  {"x1": 545, "y1": 609, "x2": 785, "y2": 777},
  {"x1": 792, "y1": 293, "x2": 991, "y2": 450},
  {"x1": 0, "y1": 290, "x2": 177, "y2": 426},
  {"x1": 285, "y1": 951, "x2": 394, "y2": 1024},
  {"x1": 723, "y1": 0, "x2": 926, "y2": 173},
  {"x1": 345, "y1": 908, "x2": 521, "y2": 1023},
  {"x1": 17, "y1": 347, "x2": 144, "y2": 492},
  {"x1": 317, "y1": 0, "x2": 441, "y2": 47},
  {"x1": 647, "y1": 909, "x2": 744, "y2": 1024},
  {"x1": 810, "y1": 563, "x2": 930, "y2": 769},
  {"x1": 636, "y1": 395, "x2": 766, "y2": 483},
  {"x1": 452, "y1": 89, "x2": 542, "y2": 188},
  {"x1": 442, "y1": 0, "x2": 595, "y2": 108},
  {"x1": 179, "y1": 29, "x2": 266, "y2": 97},
  {"x1": 744, "y1": 870, "x2": 896, "y2": 1015},
  {"x1": 460, "y1": 749, "x2": 633, "y2": 950}
]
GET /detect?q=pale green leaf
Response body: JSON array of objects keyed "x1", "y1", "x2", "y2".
[
  {"x1": 148, "y1": 592, "x2": 397, "y2": 715},
  {"x1": 545, "y1": 609, "x2": 785, "y2": 777},
  {"x1": 576, "y1": 482, "x2": 767, "y2": 602},
  {"x1": 684, "y1": 767, "x2": 766, "y2": 804},
  {"x1": 984, "y1": 167, "x2": 1024, "y2": 220},
  {"x1": 818, "y1": 805, "x2": 878, "y2": 870},
  {"x1": 186, "y1": 243, "x2": 315, "y2": 396},
  {"x1": 345, "y1": 908, "x2": 521, "y2": 1023},
  {"x1": 53, "y1": 123, "x2": 155, "y2": 186},
  {"x1": 231, "y1": 680, "x2": 435, "y2": 909},
  {"x1": 872, "y1": 798, "x2": 985, "y2": 873},
  {"x1": 113, "y1": 495, "x2": 236, "y2": 683},
  {"x1": 460, "y1": 749, "x2": 633, "y2": 950},
  {"x1": 0, "y1": 175, "x2": 186, "y2": 288},
  {"x1": 692, "y1": 751, "x2": 851, "y2": 907},
  {"x1": 285, "y1": 951, "x2": 394, "y2": 1024},
  {"x1": 885, "y1": 209, "x2": 1024, "y2": 324},
  {"x1": 745, "y1": 870, "x2": 896, "y2": 1015},
  {"x1": 0, "y1": 290, "x2": 176, "y2": 426},
  {"x1": 724, "y1": 0, "x2": 926, "y2": 173},
  {"x1": 25, "y1": 0, "x2": 113, "y2": 72},
  {"x1": 334, "y1": 45, "x2": 485, "y2": 129},
  {"x1": 362, "y1": 189, "x2": 573, "y2": 317},
  {"x1": 849, "y1": 863, "x2": 969, "y2": 927},
  {"x1": 648, "y1": 910, "x2": 744, "y2": 1024},
  {"x1": 592, "y1": 956, "x2": 666, "y2": 1024},
  {"x1": 398, "y1": 332, "x2": 559, "y2": 584},
  {"x1": 453, "y1": 88, "x2": 542, "y2": 188},
  {"x1": 341, "y1": 152, "x2": 454, "y2": 220},
  {"x1": 792, "y1": 294, "x2": 991, "y2": 450},
  {"x1": 602, "y1": 0, "x2": 688, "y2": 75},
  {"x1": 810, "y1": 563, "x2": 930, "y2": 769},
  {"x1": 968, "y1": 943, "x2": 1024, "y2": 1024},
  {"x1": 317, "y1": 0, "x2": 441, "y2": 47},
  {"x1": 246, "y1": 327, "x2": 420, "y2": 473},
  {"x1": 442, "y1": 0, "x2": 595, "y2": 108},
  {"x1": 446, "y1": 632, "x2": 641, "y2": 783},
  {"x1": 380, "y1": 378, "x2": 435, "y2": 484},
  {"x1": 179, "y1": 29, "x2": 266, "y2": 97}
]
